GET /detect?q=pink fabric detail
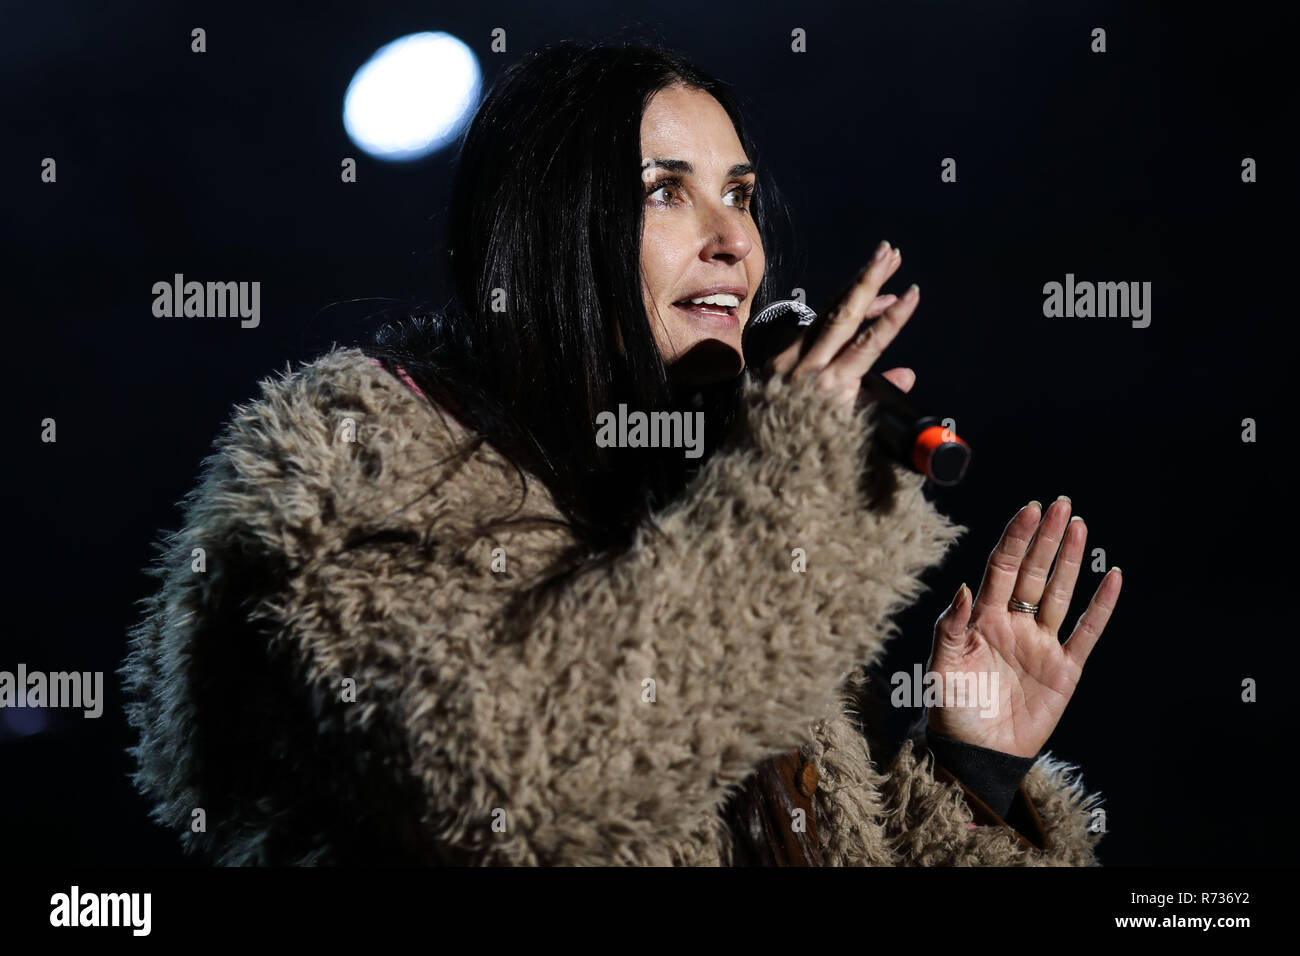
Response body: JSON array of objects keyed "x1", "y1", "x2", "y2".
[{"x1": 371, "y1": 356, "x2": 427, "y2": 399}]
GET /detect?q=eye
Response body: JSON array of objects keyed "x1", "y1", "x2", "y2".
[
  {"x1": 648, "y1": 184, "x2": 677, "y2": 205},
  {"x1": 726, "y1": 182, "x2": 756, "y2": 212},
  {"x1": 644, "y1": 177, "x2": 683, "y2": 207}
]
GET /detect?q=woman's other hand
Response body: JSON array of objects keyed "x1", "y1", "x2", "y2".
[{"x1": 925, "y1": 498, "x2": 1123, "y2": 758}]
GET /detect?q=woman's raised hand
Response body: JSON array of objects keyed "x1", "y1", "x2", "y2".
[
  {"x1": 766, "y1": 240, "x2": 919, "y2": 411},
  {"x1": 925, "y1": 498, "x2": 1123, "y2": 758}
]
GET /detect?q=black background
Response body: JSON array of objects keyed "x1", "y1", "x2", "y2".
[{"x1": 1, "y1": 0, "x2": 1290, "y2": 867}]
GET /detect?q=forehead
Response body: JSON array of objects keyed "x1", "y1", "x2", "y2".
[{"x1": 640, "y1": 85, "x2": 748, "y2": 168}]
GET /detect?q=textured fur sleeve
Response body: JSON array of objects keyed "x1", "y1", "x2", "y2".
[
  {"x1": 874, "y1": 727, "x2": 1107, "y2": 866},
  {"x1": 805, "y1": 679, "x2": 1104, "y2": 867}
]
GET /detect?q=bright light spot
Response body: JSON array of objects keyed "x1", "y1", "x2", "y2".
[{"x1": 343, "y1": 32, "x2": 481, "y2": 161}]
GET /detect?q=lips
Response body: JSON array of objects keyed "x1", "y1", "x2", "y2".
[
  {"x1": 671, "y1": 286, "x2": 747, "y2": 325},
  {"x1": 672, "y1": 302, "x2": 739, "y2": 326}
]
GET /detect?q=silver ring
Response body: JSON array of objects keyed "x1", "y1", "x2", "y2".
[{"x1": 1008, "y1": 596, "x2": 1040, "y2": 614}]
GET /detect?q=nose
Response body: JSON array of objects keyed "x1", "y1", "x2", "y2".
[{"x1": 699, "y1": 202, "x2": 753, "y2": 264}]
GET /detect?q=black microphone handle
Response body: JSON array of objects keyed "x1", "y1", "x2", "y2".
[
  {"x1": 859, "y1": 371, "x2": 930, "y2": 458},
  {"x1": 859, "y1": 372, "x2": 970, "y2": 486}
]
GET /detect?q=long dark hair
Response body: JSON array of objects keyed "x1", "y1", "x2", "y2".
[{"x1": 360, "y1": 37, "x2": 792, "y2": 556}]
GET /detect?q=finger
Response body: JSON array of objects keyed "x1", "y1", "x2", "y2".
[
  {"x1": 1010, "y1": 496, "x2": 1073, "y2": 610},
  {"x1": 822, "y1": 284, "x2": 919, "y2": 390},
  {"x1": 868, "y1": 293, "x2": 900, "y2": 315},
  {"x1": 879, "y1": 366, "x2": 915, "y2": 393},
  {"x1": 972, "y1": 502, "x2": 1041, "y2": 618},
  {"x1": 796, "y1": 243, "x2": 902, "y2": 374},
  {"x1": 1038, "y1": 514, "x2": 1086, "y2": 635},
  {"x1": 1062, "y1": 567, "x2": 1122, "y2": 667},
  {"x1": 768, "y1": 294, "x2": 896, "y2": 378},
  {"x1": 933, "y1": 582, "x2": 973, "y2": 657}
]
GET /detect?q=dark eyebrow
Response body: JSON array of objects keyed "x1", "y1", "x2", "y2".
[{"x1": 645, "y1": 158, "x2": 756, "y2": 178}]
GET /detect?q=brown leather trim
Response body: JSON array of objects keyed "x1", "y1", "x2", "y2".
[
  {"x1": 722, "y1": 751, "x2": 825, "y2": 866},
  {"x1": 932, "y1": 762, "x2": 1049, "y2": 853}
]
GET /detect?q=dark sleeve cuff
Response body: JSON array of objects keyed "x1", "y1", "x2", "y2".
[{"x1": 924, "y1": 728, "x2": 1036, "y2": 819}]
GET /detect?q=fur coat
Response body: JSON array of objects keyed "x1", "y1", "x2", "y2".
[{"x1": 120, "y1": 346, "x2": 1106, "y2": 865}]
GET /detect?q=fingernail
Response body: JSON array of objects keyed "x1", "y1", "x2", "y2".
[
  {"x1": 1110, "y1": 566, "x2": 1122, "y2": 577},
  {"x1": 1056, "y1": 494, "x2": 1071, "y2": 504},
  {"x1": 892, "y1": 246, "x2": 902, "y2": 259},
  {"x1": 1069, "y1": 515, "x2": 1084, "y2": 525},
  {"x1": 873, "y1": 240, "x2": 891, "y2": 261},
  {"x1": 952, "y1": 581, "x2": 968, "y2": 606},
  {"x1": 1027, "y1": 500, "x2": 1042, "y2": 512},
  {"x1": 908, "y1": 283, "x2": 919, "y2": 295}
]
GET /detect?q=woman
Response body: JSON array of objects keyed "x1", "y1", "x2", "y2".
[{"x1": 120, "y1": 39, "x2": 1117, "y2": 866}]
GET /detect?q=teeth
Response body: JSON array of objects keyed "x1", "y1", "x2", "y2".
[{"x1": 685, "y1": 293, "x2": 740, "y2": 307}]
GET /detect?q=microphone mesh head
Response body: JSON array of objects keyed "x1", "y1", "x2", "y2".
[
  {"x1": 742, "y1": 299, "x2": 819, "y2": 368},
  {"x1": 747, "y1": 299, "x2": 817, "y2": 331}
]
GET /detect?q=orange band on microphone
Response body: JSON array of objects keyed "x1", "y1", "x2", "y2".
[{"x1": 912, "y1": 425, "x2": 952, "y2": 477}]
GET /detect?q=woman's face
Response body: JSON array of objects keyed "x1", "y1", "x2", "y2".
[{"x1": 639, "y1": 84, "x2": 766, "y2": 386}]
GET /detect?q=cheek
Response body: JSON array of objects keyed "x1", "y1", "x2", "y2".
[
  {"x1": 640, "y1": 221, "x2": 679, "y2": 300},
  {"x1": 639, "y1": 225, "x2": 683, "y2": 355}
]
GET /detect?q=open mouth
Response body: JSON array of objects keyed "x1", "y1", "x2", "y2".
[{"x1": 672, "y1": 294, "x2": 741, "y2": 324}]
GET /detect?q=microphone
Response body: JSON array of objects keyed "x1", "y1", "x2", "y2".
[{"x1": 742, "y1": 299, "x2": 971, "y2": 486}]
